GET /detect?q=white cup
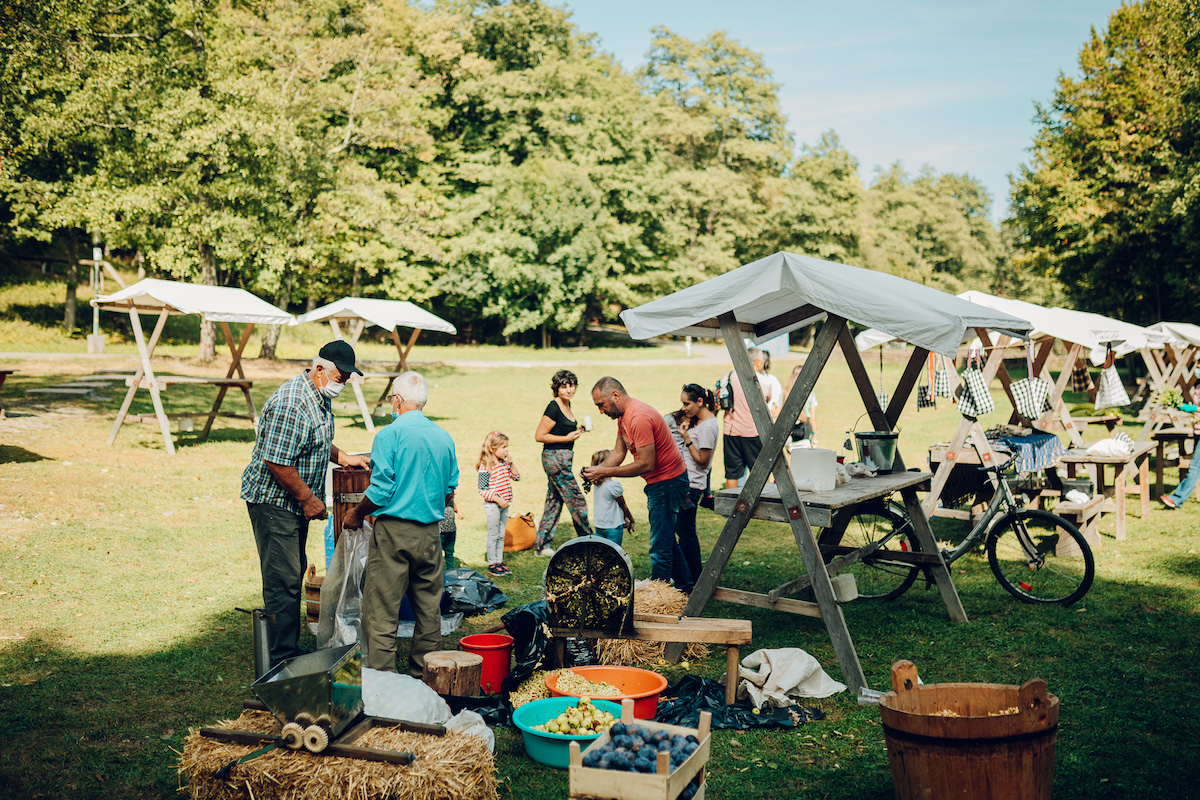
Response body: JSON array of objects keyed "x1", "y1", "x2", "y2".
[{"x1": 582, "y1": 415, "x2": 593, "y2": 431}]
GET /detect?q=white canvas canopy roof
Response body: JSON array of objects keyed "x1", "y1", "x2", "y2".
[
  {"x1": 1149, "y1": 321, "x2": 1200, "y2": 348},
  {"x1": 857, "y1": 289, "x2": 1169, "y2": 364},
  {"x1": 296, "y1": 297, "x2": 456, "y2": 335},
  {"x1": 619, "y1": 251, "x2": 1030, "y2": 358},
  {"x1": 93, "y1": 278, "x2": 295, "y2": 326}
]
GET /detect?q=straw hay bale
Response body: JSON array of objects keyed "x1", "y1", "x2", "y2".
[
  {"x1": 593, "y1": 581, "x2": 709, "y2": 666},
  {"x1": 179, "y1": 710, "x2": 497, "y2": 800}
]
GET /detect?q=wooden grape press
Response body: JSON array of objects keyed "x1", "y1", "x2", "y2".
[{"x1": 619, "y1": 252, "x2": 1033, "y2": 693}]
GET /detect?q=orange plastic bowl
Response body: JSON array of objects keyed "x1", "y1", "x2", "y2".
[{"x1": 545, "y1": 666, "x2": 668, "y2": 720}]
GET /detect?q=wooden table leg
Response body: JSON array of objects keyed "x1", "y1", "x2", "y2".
[
  {"x1": 1138, "y1": 453, "x2": 1150, "y2": 517},
  {"x1": 725, "y1": 646, "x2": 739, "y2": 705},
  {"x1": 1156, "y1": 441, "x2": 1166, "y2": 497},
  {"x1": 1112, "y1": 463, "x2": 1127, "y2": 540}
]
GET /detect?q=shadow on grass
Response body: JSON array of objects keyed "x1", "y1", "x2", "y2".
[
  {"x1": 0, "y1": 618, "x2": 257, "y2": 800},
  {"x1": 176, "y1": 429, "x2": 258, "y2": 448},
  {"x1": 0, "y1": 444, "x2": 51, "y2": 464}
]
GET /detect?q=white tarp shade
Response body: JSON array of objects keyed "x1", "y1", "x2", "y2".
[
  {"x1": 297, "y1": 297, "x2": 457, "y2": 336},
  {"x1": 619, "y1": 251, "x2": 1031, "y2": 358},
  {"x1": 857, "y1": 289, "x2": 1169, "y2": 365},
  {"x1": 93, "y1": 278, "x2": 296, "y2": 326},
  {"x1": 1149, "y1": 321, "x2": 1200, "y2": 348}
]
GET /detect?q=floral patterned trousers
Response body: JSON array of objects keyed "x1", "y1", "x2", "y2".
[{"x1": 536, "y1": 448, "x2": 592, "y2": 546}]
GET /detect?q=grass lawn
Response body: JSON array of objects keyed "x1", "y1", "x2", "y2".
[{"x1": 2, "y1": 325, "x2": 1199, "y2": 798}]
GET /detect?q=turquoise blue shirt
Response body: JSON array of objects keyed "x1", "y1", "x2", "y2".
[{"x1": 365, "y1": 409, "x2": 459, "y2": 524}]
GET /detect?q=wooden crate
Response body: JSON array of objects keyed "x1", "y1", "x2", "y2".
[{"x1": 568, "y1": 699, "x2": 711, "y2": 800}]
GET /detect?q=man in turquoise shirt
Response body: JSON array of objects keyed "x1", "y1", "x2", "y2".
[{"x1": 344, "y1": 371, "x2": 459, "y2": 676}]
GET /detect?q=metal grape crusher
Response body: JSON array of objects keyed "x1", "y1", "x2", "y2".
[
  {"x1": 544, "y1": 536, "x2": 635, "y2": 635},
  {"x1": 198, "y1": 643, "x2": 447, "y2": 774}
]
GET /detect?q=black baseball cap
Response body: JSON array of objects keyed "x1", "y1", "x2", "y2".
[{"x1": 318, "y1": 340, "x2": 363, "y2": 377}]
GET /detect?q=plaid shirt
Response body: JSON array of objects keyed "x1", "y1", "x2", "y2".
[{"x1": 240, "y1": 372, "x2": 335, "y2": 515}]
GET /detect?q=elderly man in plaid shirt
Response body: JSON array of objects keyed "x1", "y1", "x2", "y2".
[{"x1": 241, "y1": 341, "x2": 370, "y2": 666}]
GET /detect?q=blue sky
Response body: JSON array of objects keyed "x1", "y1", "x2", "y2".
[{"x1": 562, "y1": 0, "x2": 1125, "y2": 220}]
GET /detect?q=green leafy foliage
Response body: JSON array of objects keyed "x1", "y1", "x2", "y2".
[
  {"x1": 1, "y1": 0, "x2": 1012, "y2": 346},
  {"x1": 1010, "y1": 0, "x2": 1200, "y2": 323}
]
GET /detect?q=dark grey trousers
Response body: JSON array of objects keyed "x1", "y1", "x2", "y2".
[
  {"x1": 361, "y1": 517, "x2": 443, "y2": 677},
  {"x1": 247, "y1": 502, "x2": 309, "y2": 666}
]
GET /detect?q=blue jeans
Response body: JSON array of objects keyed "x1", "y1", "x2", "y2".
[
  {"x1": 675, "y1": 486, "x2": 704, "y2": 583},
  {"x1": 595, "y1": 526, "x2": 624, "y2": 546},
  {"x1": 1168, "y1": 440, "x2": 1200, "y2": 504},
  {"x1": 644, "y1": 473, "x2": 693, "y2": 592}
]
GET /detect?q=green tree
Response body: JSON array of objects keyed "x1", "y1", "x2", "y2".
[
  {"x1": 861, "y1": 164, "x2": 1006, "y2": 294},
  {"x1": 639, "y1": 26, "x2": 793, "y2": 283},
  {"x1": 1010, "y1": 0, "x2": 1200, "y2": 323}
]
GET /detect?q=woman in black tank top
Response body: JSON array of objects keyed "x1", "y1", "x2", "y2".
[{"x1": 533, "y1": 370, "x2": 593, "y2": 550}]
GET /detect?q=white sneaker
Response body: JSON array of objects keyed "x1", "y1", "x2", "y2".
[{"x1": 538, "y1": 546, "x2": 556, "y2": 557}]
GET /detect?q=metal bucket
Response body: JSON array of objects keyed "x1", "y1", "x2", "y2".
[{"x1": 855, "y1": 431, "x2": 899, "y2": 471}]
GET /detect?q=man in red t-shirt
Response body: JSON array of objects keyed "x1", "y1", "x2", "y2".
[{"x1": 583, "y1": 376, "x2": 693, "y2": 592}]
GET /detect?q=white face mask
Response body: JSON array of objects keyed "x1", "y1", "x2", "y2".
[{"x1": 318, "y1": 370, "x2": 345, "y2": 399}]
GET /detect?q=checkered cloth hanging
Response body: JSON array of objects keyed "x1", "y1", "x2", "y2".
[
  {"x1": 1011, "y1": 343, "x2": 1050, "y2": 420},
  {"x1": 1094, "y1": 344, "x2": 1130, "y2": 409},
  {"x1": 934, "y1": 357, "x2": 952, "y2": 398},
  {"x1": 957, "y1": 348, "x2": 995, "y2": 419}
]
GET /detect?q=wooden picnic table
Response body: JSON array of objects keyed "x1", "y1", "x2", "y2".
[
  {"x1": 1057, "y1": 440, "x2": 1157, "y2": 540},
  {"x1": 1152, "y1": 426, "x2": 1195, "y2": 494}
]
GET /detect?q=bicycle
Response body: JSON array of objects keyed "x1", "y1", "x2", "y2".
[{"x1": 819, "y1": 456, "x2": 1096, "y2": 605}]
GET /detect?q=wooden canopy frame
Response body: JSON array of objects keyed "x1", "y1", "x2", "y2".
[
  {"x1": 322, "y1": 317, "x2": 424, "y2": 434},
  {"x1": 1135, "y1": 340, "x2": 1196, "y2": 441},
  {"x1": 103, "y1": 300, "x2": 258, "y2": 456},
  {"x1": 663, "y1": 313, "x2": 968, "y2": 693}
]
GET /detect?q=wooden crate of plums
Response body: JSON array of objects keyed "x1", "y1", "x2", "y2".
[{"x1": 568, "y1": 698, "x2": 710, "y2": 800}]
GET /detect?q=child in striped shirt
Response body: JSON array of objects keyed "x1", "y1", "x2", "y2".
[{"x1": 478, "y1": 431, "x2": 520, "y2": 577}]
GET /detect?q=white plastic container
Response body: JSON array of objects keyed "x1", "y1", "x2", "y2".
[{"x1": 789, "y1": 445, "x2": 836, "y2": 493}]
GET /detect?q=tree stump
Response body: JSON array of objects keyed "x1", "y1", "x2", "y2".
[{"x1": 422, "y1": 651, "x2": 484, "y2": 696}]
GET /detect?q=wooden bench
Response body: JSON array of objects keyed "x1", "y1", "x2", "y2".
[
  {"x1": 550, "y1": 613, "x2": 752, "y2": 704},
  {"x1": 1054, "y1": 494, "x2": 1105, "y2": 552}
]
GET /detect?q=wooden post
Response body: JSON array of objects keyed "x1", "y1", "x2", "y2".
[
  {"x1": 422, "y1": 651, "x2": 484, "y2": 696},
  {"x1": 328, "y1": 318, "x2": 377, "y2": 433}
]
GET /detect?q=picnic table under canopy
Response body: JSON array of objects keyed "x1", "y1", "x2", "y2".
[
  {"x1": 296, "y1": 297, "x2": 457, "y2": 433},
  {"x1": 93, "y1": 278, "x2": 295, "y2": 455},
  {"x1": 620, "y1": 251, "x2": 1032, "y2": 693},
  {"x1": 859, "y1": 290, "x2": 1172, "y2": 534},
  {"x1": 1140, "y1": 321, "x2": 1200, "y2": 437}
]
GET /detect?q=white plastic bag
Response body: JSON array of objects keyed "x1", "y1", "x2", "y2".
[
  {"x1": 317, "y1": 522, "x2": 372, "y2": 649},
  {"x1": 361, "y1": 667, "x2": 452, "y2": 725},
  {"x1": 446, "y1": 709, "x2": 495, "y2": 753}
]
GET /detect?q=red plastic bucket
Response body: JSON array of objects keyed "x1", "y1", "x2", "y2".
[{"x1": 460, "y1": 633, "x2": 513, "y2": 694}]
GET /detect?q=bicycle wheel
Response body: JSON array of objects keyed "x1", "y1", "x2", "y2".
[
  {"x1": 986, "y1": 510, "x2": 1095, "y2": 605},
  {"x1": 823, "y1": 503, "x2": 921, "y2": 601}
]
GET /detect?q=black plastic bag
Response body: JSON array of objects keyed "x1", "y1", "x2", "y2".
[
  {"x1": 654, "y1": 675, "x2": 825, "y2": 730},
  {"x1": 442, "y1": 693, "x2": 511, "y2": 727},
  {"x1": 499, "y1": 600, "x2": 550, "y2": 693},
  {"x1": 441, "y1": 568, "x2": 508, "y2": 616}
]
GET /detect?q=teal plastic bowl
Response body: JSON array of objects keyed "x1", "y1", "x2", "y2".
[{"x1": 511, "y1": 697, "x2": 622, "y2": 769}]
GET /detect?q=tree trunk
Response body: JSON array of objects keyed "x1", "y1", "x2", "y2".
[
  {"x1": 541, "y1": 323, "x2": 549, "y2": 350},
  {"x1": 63, "y1": 230, "x2": 79, "y2": 332},
  {"x1": 259, "y1": 270, "x2": 294, "y2": 360},
  {"x1": 306, "y1": 295, "x2": 317, "y2": 312},
  {"x1": 198, "y1": 240, "x2": 217, "y2": 361},
  {"x1": 351, "y1": 265, "x2": 362, "y2": 295}
]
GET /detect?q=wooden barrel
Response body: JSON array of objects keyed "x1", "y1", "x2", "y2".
[
  {"x1": 879, "y1": 660, "x2": 1058, "y2": 800},
  {"x1": 332, "y1": 466, "x2": 371, "y2": 545}
]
